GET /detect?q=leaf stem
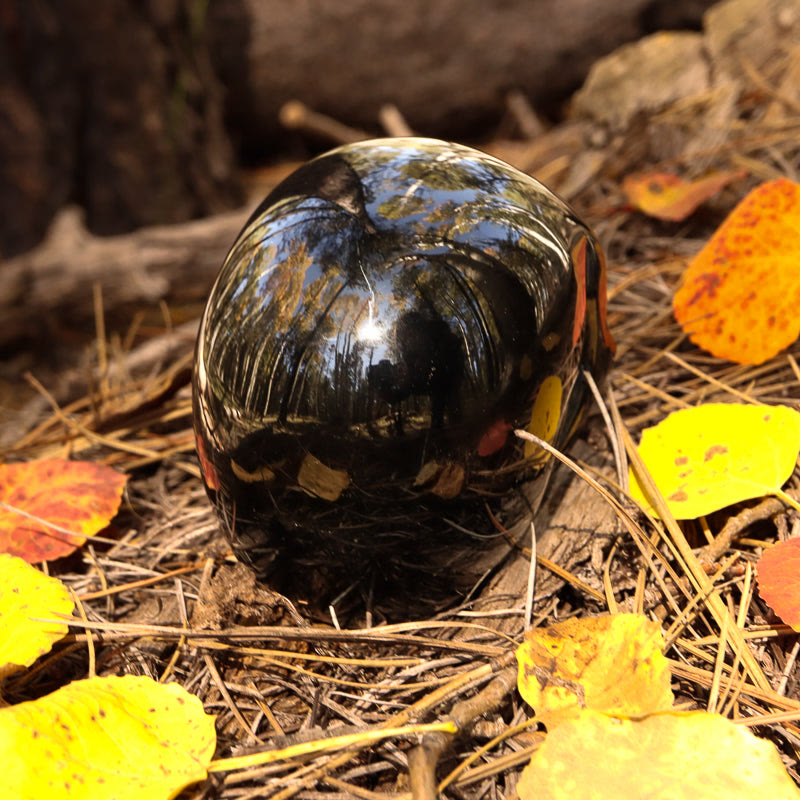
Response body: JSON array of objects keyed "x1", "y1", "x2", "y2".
[
  {"x1": 207, "y1": 721, "x2": 458, "y2": 772},
  {"x1": 774, "y1": 489, "x2": 800, "y2": 513}
]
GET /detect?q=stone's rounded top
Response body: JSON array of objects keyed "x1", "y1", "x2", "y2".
[{"x1": 192, "y1": 137, "x2": 614, "y2": 609}]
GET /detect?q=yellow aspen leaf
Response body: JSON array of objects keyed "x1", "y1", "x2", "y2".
[
  {"x1": 209, "y1": 721, "x2": 458, "y2": 772},
  {"x1": 524, "y1": 375, "x2": 562, "y2": 462},
  {"x1": 515, "y1": 613, "x2": 672, "y2": 730},
  {"x1": 0, "y1": 459, "x2": 128, "y2": 562},
  {"x1": 623, "y1": 169, "x2": 745, "y2": 222},
  {"x1": 0, "y1": 675, "x2": 216, "y2": 800},
  {"x1": 413, "y1": 461, "x2": 466, "y2": 497},
  {"x1": 518, "y1": 710, "x2": 800, "y2": 800},
  {"x1": 0, "y1": 554, "x2": 74, "y2": 679},
  {"x1": 429, "y1": 462, "x2": 465, "y2": 499},
  {"x1": 629, "y1": 403, "x2": 800, "y2": 520},
  {"x1": 757, "y1": 538, "x2": 800, "y2": 632},
  {"x1": 297, "y1": 453, "x2": 350, "y2": 501},
  {"x1": 673, "y1": 178, "x2": 800, "y2": 364}
]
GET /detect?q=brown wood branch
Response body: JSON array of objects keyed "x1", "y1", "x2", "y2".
[
  {"x1": 407, "y1": 658, "x2": 517, "y2": 800},
  {"x1": 379, "y1": 104, "x2": 415, "y2": 137},
  {"x1": 279, "y1": 100, "x2": 369, "y2": 144},
  {"x1": 1, "y1": 205, "x2": 251, "y2": 349},
  {"x1": 699, "y1": 487, "x2": 800, "y2": 566}
]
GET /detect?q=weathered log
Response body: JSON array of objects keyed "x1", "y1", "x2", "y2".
[
  {"x1": 476, "y1": 438, "x2": 619, "y2": 636},
  {"x1": 0, "y1": 205, "x2": 251, "y2": 353},
  {"x1": 1, "y1": 0, "x2": 717, "y2": 259},
  {"x1": 208, "y1": 0, "x2": 716, "y2": 151}
]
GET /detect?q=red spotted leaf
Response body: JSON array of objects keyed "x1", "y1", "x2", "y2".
[
  {"x1": 673, "y1": 178, "x2": 800, "y2": 364},
  {"x1": 757, "y1": 538, "x2": 800, "y2": 631},
  {"x1": 0, "y1": 460, "x2": 127, "y2": 562}
]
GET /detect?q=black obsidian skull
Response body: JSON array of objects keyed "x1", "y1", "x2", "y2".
[{"x1": 193, "y1": 138, "x2": 614, "y2": 607}]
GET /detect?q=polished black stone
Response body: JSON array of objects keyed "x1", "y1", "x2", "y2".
[{"x1": 192, "y1": 137, "x2": 614, "y2": 608}]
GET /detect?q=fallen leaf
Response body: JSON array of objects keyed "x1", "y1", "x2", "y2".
[
  {"x1": 430, "y1": 463, "x2": 465, "y2": 499},
  {"x1": 518, "y1": 710, "x2": 800, "y2": 800},
  {"x1": 230, "y1": 459, "x2": 279, "y2": 483},
  {"x1": 297, "y1": 453, "x2": 350, "y2": 501},
  {"x1": 524, "y1": 376, "x2": 562, "y2": 462},
  {"x1": 478, "y1": 419, "x2": 512, "y2": 457},
  {"x1": 623, "y1": 170, "x2": 744, "y2": 221},
  {"x1": 570, "y1": 237, "x2": 588, "y2": 345},
  {"x1": 413, "y1": 461, "x2": 465, "y2": 498},
  {"x1": 516, "y1": 613, "x2": 672, "y2": 729},
  {"x1": 629, "y1": 404, "x2": 800, "y2": 519},
  {"x1": 757, "y1": 538, "x2": 800, "y2": 631},
  {"x1": 0, "y1": 554, "x2": 74, "y2": 680},
  {"x1": 195, "y1": 433, "x2": 220, "y2": 490},
  {"x1": 414, "y1": 461, "x2": 444, "y2": 487},
  {"x1": 0, "y1": 459, "x2": 128, "y2": 562},
  {"x1": 571, "y1": 31, "x2": 709, "y2": 131},
  {"x1": 591, "y1": 244, "x2": 616, "y2": 354},
  {"x1": 673, "y1": 178, "x2": 800, "y2": 364},
  {"x1": 1, "y1": 675, "x2": 216, "y2": 799}
]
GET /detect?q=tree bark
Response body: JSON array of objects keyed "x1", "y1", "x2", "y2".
[{"x1": 0, "y1": 0, "x2": 241, "y2": 257}]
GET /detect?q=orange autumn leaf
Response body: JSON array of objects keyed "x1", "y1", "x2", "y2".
[
  {"x1": 673, "y1": 178, "x2": 800, "y2": 364},
  {"x1": 478, "y1": 419, "x2": 512, "y2": 457},
  {"x1": 623, "y1": 170, "x2": 744, "y2": 222},
  {"x1": 570, "y1": 237, "x2": 588, "y2": 344},
  {"x1": 195, "y1": 433, "x2": 220, "y2": 491},
  {"x1": 0, "y1": 460, "x2": 127, "y2": 562},
  {"x1": 757, "y1": 538, "x2": 800, "y2": 632}
]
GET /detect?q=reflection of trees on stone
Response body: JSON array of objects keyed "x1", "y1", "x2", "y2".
[
  {"x1": 203, "y1": 243, "x2": 276, "y2": 409},
  {"x1": 282, "y1": 287, "x2": 369, "y2": 422},
  {"x1": 367, "y1": 144, "x2": 506, "y2": 194},
  {"x1": 421, "y1": 198, "x2": 481, "y2": 241},
  {"x1": 376, "y1": 192, "x2": 430, "y2": 221},
  {"x1": 387, "y1": 257, "x2": 501, "y2": 398},
  {"x1": 208, "y1": 237, "x2": 311, "y2": 413},
  {"x1": 201, "y1": 138, "x2": 587, "y2": 446}
]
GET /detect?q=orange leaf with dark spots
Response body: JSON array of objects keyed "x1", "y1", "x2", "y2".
[
  {"x1": 757, "y1": 538, "x2": 800, "y2": 631},
  {"x1": 0, "y1": 460, "x2": 127, "y2": 562},
  {"x1": 623, "y1": 170, "x2": 745, "y2": 222},
  {"x1": 673, "y1": 178, "x2": 800, "y2": 364}
]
